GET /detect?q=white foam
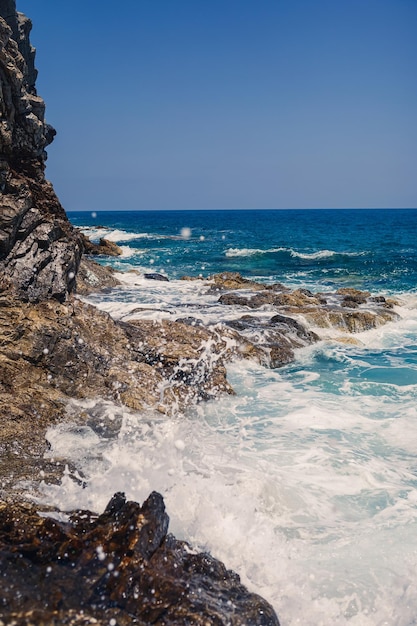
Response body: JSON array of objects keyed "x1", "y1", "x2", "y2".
[
  {"x1": 41, "y1": 266, "x2": 417, "y2": 623},
  {"x1": 225, "y1": 247, "x2": 287, "y2": 257},
  {"x1": 224, "y1": 247, "x2": 366, "y2": 260},
  {"x1": 33, "y1": 342, "x2": 417, "y2": 625},
  {"x1": 81, "y1": 227, "x2": 160, "y2": 243}
]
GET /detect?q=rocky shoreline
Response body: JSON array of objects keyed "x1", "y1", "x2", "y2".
[
  {"x1": 0, "y1": 2, "x2": 403, "y2": 624},
  {"x1": 0, "y1": 2, "x2": 281, "y2": 623}
]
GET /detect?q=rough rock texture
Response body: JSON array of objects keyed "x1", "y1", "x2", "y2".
[
  {"x1": 0, "y1": 492, "x2": 279, "y2": 625},
  {"x1": 225, "y1": 313, "x2": 319, "y2": 368},
  {"x1": 80, "y1": 232, "x2": 122, "y2": 257},
  {"x1": 212, "y1": 272, "x2": 399, "y2": 336},
  {"x1": 0, "y1": 1, "x2": 82, "y2": 302},
  {"x1": 0, "y1": 290, "x2": 234, "y2": 466},
  {"x1": 76, "y1": 257, "x2": 122, "y2": 295}
]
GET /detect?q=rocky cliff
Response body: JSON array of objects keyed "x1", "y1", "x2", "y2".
[{"x1": 0, "y1": 0, "x2": 81, "y2": 302}]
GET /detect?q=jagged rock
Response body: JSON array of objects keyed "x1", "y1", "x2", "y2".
[
  {"x1": 208, "y1": 271, "x2": 288, "y2": 293},
  {"x1": 0, "y1": 291, "x2": 236, "y2": 498},
  {"x1": 76, "y1": 257, "x2": 121, "y2": 295},
  {"x1": 216, "y1": 274, "x2": 399, "y2": 334},
  {"x1": 120, "y1": 318, "x2": 234, "y2": 401},
  {"x1": 80, "y1": 232, "x2": 122, "y2": 256},
  {"x1": 0, "y1": 2, "x2": 82, "y2": 301},
  {"x1": 225, "y1": 314, "x2": 319, "y2": 368},
  {"x1": 0, "y1": 492, "x2": 280, "y2": 625}
]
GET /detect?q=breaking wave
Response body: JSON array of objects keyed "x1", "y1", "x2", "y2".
[
  {"x1": 81, "y1": 227, "x2": 163, "y2": 243},
  {"x1": 225, "y1": 247, "x2": 366, "y2": 260}
]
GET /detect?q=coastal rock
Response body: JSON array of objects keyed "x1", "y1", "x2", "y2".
[
  {"x1": 0, "y1": 2, "x2": 82, "y2": 302},
  {"x1": 0, "y1": 293, "x2": 233, "y2": 421},
  {"x1": 208, "y1": 271, "x2": 288, "y2": 293},
  {"x1": 0, "y1": 492, "x2": 279, "y2": 625},
  {"x1": 216, "y1": 273, "x2": 399, "y2": 335},
  {"x1": 76, "y1": 257, "x2": 121, "y2": 295},
  {"x1": 80, "y1": 232, "x2": 122, "y2": 256},
  {"x1": 144, "y1": 272, "x2": 170, "y2": 281},
  {"x1": 225, "y1": 314, "x2": 319, "y2": 368},
  {"x1": 120, "y1": 318, "x2": 234, "y2": 402}
]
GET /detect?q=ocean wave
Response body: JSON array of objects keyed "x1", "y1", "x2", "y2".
[
  {"x1": 225, "y1": 247, "x2": 366, "y2": 260},
  {"x1": 225, "y1": 247, "x2": 286, "y2": 257},
  {"x1": 119, "y1": 245, "x2": 146, "y2": 258},
  {"x1": 81, "y1": 227, "x2": 159, "y2": 243}
]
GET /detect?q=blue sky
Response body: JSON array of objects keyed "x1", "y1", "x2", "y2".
[{"x1": 18, "y1": 0, "x2": 417, "y2": 210}]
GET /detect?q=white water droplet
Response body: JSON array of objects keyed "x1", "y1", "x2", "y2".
[
  {"x1": 174, "y1": 439, "x2": 185, "y2": 451},
  {"x1": 180, "y1": 227, "x2": 192, "y2": 239}
]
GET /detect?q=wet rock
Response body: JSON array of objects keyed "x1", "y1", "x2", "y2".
[
  {"x1": 225, "y1": 314, "x2": 318, "y2": 368},
  {"x1": 144, "y1": 272, "x2": 169, "y2": 282},
  {"x1": 209, "y1": 271, "x2": 287, "y2": 293},
  {"x1": 120, "y1": 318, "x2": 234, "y2": 402},
  {"x1": 0, "y1": 492, "x2": 280, "y2": 625},
  {"x1": 80, "y1": 232, "x2": 122, "y2": 256},
  {"x1": 336, "y1": 287, "x2": 370, "y2": 301},
  {"x1": 217, "y1": 276, "x2": 399, "y2": 335},
  {"x1": 0, "y1": 291, "x2": 236, "y2": 493}
]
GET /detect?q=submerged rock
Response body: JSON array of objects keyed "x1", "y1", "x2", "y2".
[
  {"x1": 144, "y1": 272, "x2": 170, "y2": 281},
  {"x1": 0, "y1": 492, "x2": 279, "y2": 625}
]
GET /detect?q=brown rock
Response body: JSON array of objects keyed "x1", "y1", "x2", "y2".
[{"x1": 80, "y1": 232, "x2": 122, "y2": 256}]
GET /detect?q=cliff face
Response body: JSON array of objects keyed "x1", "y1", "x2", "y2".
[{"x1": 0, "y1": 0, "x2": 82, "y2": 302}]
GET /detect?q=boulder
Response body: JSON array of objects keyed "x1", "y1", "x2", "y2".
[
  {"x1": 0, "y1": 492, "x2": 279, "y2": 625},
  {"x1": 80, "y1": 232, "x2": 122, "y2": 256}
]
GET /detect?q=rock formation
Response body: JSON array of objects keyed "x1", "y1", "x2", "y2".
[
  {"x1": 0, "y1": 0, "x2": 82, "y2": 302},
  {"x1": 208, "y1": 272, "x2": 398, "y2": 336},
  {"x1": 0, "y1": 492, "x2": 279, "y2": 625}
]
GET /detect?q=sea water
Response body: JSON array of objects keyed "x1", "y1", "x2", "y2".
[{"x1": 38, "y1": 209, "x2": 417, "y2": 625}]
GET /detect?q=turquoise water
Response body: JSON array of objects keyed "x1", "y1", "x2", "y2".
[{"x1": 43, "y1": 209, "x2": 417, "y2": 624}]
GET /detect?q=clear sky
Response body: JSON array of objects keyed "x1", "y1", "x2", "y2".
[{"x1": 17, "y1": 0, "x2": 417, "y2": 211}]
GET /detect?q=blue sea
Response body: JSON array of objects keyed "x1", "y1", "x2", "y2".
[{"x1": 42, "y1": 209, "x2": 417, "y2": 625}]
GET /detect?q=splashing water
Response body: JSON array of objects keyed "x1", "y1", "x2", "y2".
[{"x1": 35, "y1": 209, "x2": 417, "y2": 624}]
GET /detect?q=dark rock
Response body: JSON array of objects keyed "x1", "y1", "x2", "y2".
[
  {"x1": 144, "y1": 272, "x2": 169, "y2": 281},
  {"x1": 225, "y1": 314, "x2": 318, "y2": 368},
  {"x1": 270, "y1": 313, "x2": 319, "y2": 343},
  {"x1": 0, "y1": 492, "x2": 280, "y2": 625},
  {"x1": 0, "y1": 2, "x2": 82, "y2": 302},
  {"x1": 175, "y1": 316, "x2": 205, "y2": 326}
]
